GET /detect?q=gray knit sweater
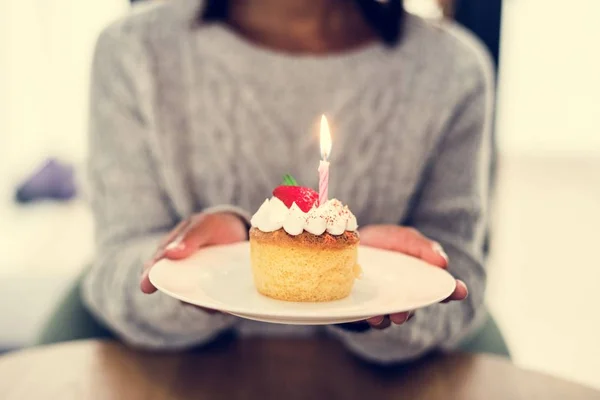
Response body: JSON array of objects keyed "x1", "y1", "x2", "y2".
[{"x1": 82, "y1": 0, "x2": 494, "y2": 364}]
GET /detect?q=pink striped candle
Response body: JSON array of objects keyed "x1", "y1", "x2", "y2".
[
  {"x1": 318, "y1": 160, "x2": 329, "y2": 206},
  {"x1": 319, "y1": 115, "x2": 332, "y2": 206}
]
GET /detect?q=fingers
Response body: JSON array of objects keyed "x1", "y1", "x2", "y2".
[
  {"x1": 141, "y1": 212, "x2": 248, "y2": 295},
  {"x1": 140, "y1": 268, "x2": 157, "y2": 294},
  {"x1": 425, "y1": 242, "x2": 449, "y2": 268},
  {"x1": 390, "y1": 311, "x2": 412, "y2": 325},
  {"x1": 442, "y1": 279, "x2": 468, "y2": 303},
  {"x1": 359, "y1": 226, "x2": 448, "y2": 268},
  {"x1": 363, "y1": 280, "x2": 467, "y2": 332},
  {"x1": 139, "y1": 216, "x2": 200, "y2": 294},
  {"x1": 144, "y1": 218, "x2": 194, "y2": 271},
  {"x1": 163, "y1": 240, "x2": 197, "y2": 260},
  {"x1": 367, "y1": 316, "x2": 391, "y2": 330},
  {"x1": 407, "y1": 238, "x2": 448, "y2": 268},
  {"x1": 367, "y1": 311, "x2": 414, "y2": 329},
  {"x1": 156, "y1": 219, "x2": 191, "y2": 256},
  {"x1": 366, "y1": 280, "x2": 465, "y2": 331},
  {"x1": 140, "y1": 229, "x2": 206, "y2": 294},
  {"x1": 163, "y1": 215, "x2": 210, "y2": 260},
  {"x1": 140, "y1": 225, "x2": 193, "y2": 292}
]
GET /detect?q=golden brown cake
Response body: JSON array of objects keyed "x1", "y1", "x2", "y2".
[
  {"x1": 249, "y1": 179, "x2": 360, "y2": 302},
  {"x1": 250, "y1": 228, "x2": 360, "y2": 302}
]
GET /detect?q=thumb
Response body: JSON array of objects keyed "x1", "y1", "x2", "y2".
[{"x1": 163, "y1": 218, "x2": 210, "y2": 260}]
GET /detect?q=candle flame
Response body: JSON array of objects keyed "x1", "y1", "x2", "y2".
[{"x1": 320, "y1": 114, "x2": 332, "y2": 160}]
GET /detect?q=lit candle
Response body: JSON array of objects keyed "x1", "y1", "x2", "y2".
[{"x1": 318, "y1": 114, "x2": 332, "y2": 206}]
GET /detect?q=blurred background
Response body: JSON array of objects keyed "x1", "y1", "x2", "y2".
[{"x1": 1, "y1": 0, "x2": 599, "y2": 390}]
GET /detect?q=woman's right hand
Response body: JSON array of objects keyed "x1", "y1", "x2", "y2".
[{"x1": 140, "y1": 212, "x2": 248, "y2": 294}]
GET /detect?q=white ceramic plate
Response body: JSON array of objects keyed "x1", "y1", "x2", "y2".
[{"x1": 149, "y1": 242, "x2": 456, "y2": 325}]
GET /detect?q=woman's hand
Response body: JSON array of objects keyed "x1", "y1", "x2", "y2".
[
  {"x1": 140, "y1": 212, "x2": 247, "y2": 294},
  {"x1": 358, "y1": 225, "x2": 469, "y2": 330}
]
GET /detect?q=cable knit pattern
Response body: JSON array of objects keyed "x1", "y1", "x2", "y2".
[{"x1": 82, "y1": 0, "x2": 495, "y2": 361}]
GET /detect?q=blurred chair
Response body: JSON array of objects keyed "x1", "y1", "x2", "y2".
[{"x1": 36, "y1": 272, "x2": 114, "y2": 345}]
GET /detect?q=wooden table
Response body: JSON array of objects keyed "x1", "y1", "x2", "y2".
[{"x1": 0, "y1": 337, "x2": 598, "y2": 400}]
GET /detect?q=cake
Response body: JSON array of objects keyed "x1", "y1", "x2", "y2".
[{"x1": 249, "y1": 176, "x2": 360, "y2": 302}]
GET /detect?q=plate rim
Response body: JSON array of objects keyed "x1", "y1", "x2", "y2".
[
  {"x1": 148, "y1": 243, "x2": 457, "y2": 318},
  {"x1": 227, "y1": 312, "x2": 367, "y2": 325}
]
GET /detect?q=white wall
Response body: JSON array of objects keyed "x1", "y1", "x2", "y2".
[
  {"x1": 405, "y1": 0, "x2": 443, "y2": 19},
  {"x1": 496, "y1": 0, "x2": 600, "y2": 157},
  {"x1": 0, "y1": 0, "x2": 128, "y2": 183},
  {"x1": 0, "y1": 0, "x2": 128, "y2": 347},
  {"x1": 3, "y1": 0, "x2": 600, "y2": 170}
]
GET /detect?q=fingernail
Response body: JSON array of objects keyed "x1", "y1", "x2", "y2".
[
  {"x1": 391, "y1": 313, "x2": 409, "y2": 324},
  {"x1": 368, "y1": 316, "x2": 385, "y2": 326},
  {"x1": 165, "y1": 241, "x2": 185, "y2": 251},
  {"x1": 433, "y1": 242, "x2": 449, "y2": 262}
]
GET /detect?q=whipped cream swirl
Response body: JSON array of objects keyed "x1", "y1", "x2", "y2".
[{"x1": 251, "y1": 197, "x2": 358, "y2": 236}]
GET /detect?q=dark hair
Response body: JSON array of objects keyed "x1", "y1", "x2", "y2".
[{"x1": 201, "y1": 0, "x2": 405, "y2": 47}]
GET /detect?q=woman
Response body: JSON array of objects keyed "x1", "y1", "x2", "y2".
[{"x1": 82, "y1": 0, "x2": 495, "y2": 363}]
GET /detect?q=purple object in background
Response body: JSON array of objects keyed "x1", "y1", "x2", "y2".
[{"x1": 15, "y1": 158, "x2": 77, "y2": 203}]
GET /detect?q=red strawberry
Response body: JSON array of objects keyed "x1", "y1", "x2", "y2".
[{"x1": 273, "y1": 185, "x2": 318, "y2": 212}]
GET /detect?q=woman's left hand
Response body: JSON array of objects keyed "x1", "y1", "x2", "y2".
[{"x1": 358, "y1": 225, "x2": 469, "y2": 330}]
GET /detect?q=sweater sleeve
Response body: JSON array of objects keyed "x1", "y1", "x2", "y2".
[
  {"x1": 81, "y1": 24, "x2": 237, "y2": 350},
  {"x1": 327, "y1": 55, "x2": 494, "y2": 364}
]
